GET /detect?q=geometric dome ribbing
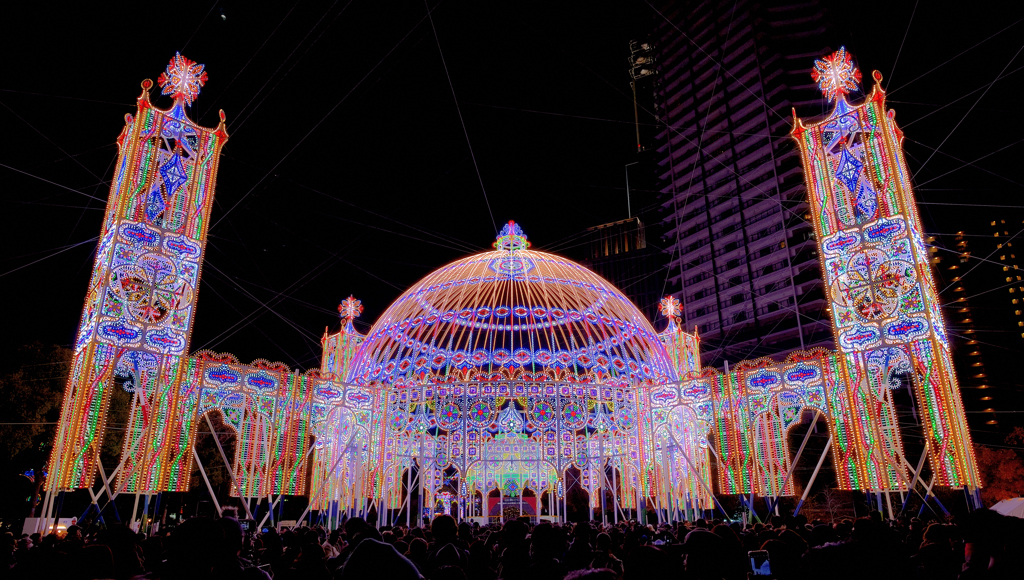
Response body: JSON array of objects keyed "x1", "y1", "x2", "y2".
[{"x1": 348, "y1": 222, "x2": 677, "y2": 388}]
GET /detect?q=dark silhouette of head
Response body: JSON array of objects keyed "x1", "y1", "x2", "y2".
[
  {"x1": 74, "y1": 544, "x2": 115, "y2": 580},
  {"x1": 339, "y1": 538, "x2": 420, "y2": 580},
  {"x1": 164, "y1": 517, "x2": 223, "y2": 578},
  {"x1": 432, "y1": 514, "x2": 458, "y2": 543},
  {"x1": 623, "y1": 545, "x2": 673, "y2": 580},
  {"x1": 681, "y1": 528, "x2": 727, "y2": 579}
]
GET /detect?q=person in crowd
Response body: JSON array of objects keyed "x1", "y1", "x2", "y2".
[
  {"x1": 7, "y1": 505, "x2": 1024, "y2": 580},
  {"x1": 337, "y1": 537, "x2": 420, "y2": 580},
  {"x1": 587, "y1": 532, "x2": 621, "y2": 577}
]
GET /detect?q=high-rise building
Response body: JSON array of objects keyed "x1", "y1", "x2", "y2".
[
  {"x1": 977, "y1": 218, "x2": 1024, "y2": 433},
  {"x1": 927, "y1": 215, "x2": 1024, "y2": 441},
  {"x1": 650, "y1": 0, "x2": 836, "y2": 366},
  {"x1": 929, "y1": 232, "x2": 999, "y2": 434},
  {"x1": 566, "y1": 217, "x2": 663, "y2": 322},
  {"x1": 986, "y1": 218, "x2": 1024, "y2": 348}
]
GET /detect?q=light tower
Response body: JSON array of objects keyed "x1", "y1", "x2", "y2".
[
  {"x1": 792, "y1": 48, "x2": 980, "y2": 498},
  {"x1": 48, "y1": 54, "x2": 228, "y2": 496}
]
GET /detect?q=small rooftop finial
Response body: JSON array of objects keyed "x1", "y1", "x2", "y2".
[
  {"x1": 659, "y1": 295, "x2": 681, "y2": 320},
  {"x1": 811, "y1": 47, "x2": 861, "y2": 103},
  {"x1": 494, "y1": 220, "x2": 529, "y2": 252},
  {"x1": 659, "y1": 295, "x2": 682, "y2": 332},
  {"x1": 157, "y1": 52, "x2": 208, "y2": 106},
  {"x1": 338, "y1": 295, "x2": 363, "y2": 322}
]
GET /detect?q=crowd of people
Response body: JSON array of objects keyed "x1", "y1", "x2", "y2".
[{"x1": 1, "y1": 508, "x2": 1022, "y2": 580}]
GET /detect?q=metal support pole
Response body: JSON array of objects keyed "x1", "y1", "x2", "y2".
[
  {"x1": 141, "y1": 494, "x2": 150, "y2": 534},
  {"x1": 46, "y1": 490, "x2": 58, "y2": 533},
  {"x1": 78, "y1": 503, "x2": 94, "y2": 524},
  {"x1": 153, "y1": 492, "x2": 163, "y2": 531},
  {"x1": 674, "y1": 440, "x2": 729, "y2": 519},
  {"x1": 599, "y1": 438, "x2": 606, "y2": 525},
  {"x1": 95, "y1": 459, "x2": 117, "y2": 507},
  {"x1": 131, "y1": 492, "x2": 141, "y2": 530},
  {"x1": 632, "y1": 480, "x2": 638, "y2": 524},
  {"x1": 93, "y1": 408, "x2": 149, "y2": 516},
  {"x1": 612, "y1": 462, "x2": 619, "y2": 524},
  {"x1": 259, "y1": 495, "x2": 281, "y2": 530},
  {"x1": 50, "y1": 491, "x2": 65, "y2": 535},
  {"x1": 298, "y1": 432, "x2": 356, "y2": 526},
  {"x1": 771, "y1": 410, "x2": 820, "y2": 513},
  {"x1": 899, "y1": 455, "x2": 949, "y2": 516},
  {"x1": 417, "y1": 437, "x2": 425, "y2": 526},
  {"x1": 562, "y1": 482, "x2": 567, "y2": 524},
  {"x1": 920, "y1": 473, "x2": 950, "y2": 516},
  {"x1": 901, "y1": 443, "x2": 930, "y2": 512},
  {"x1": 405, "y1": 461, "x2": 413, "y2": 527},
  {"x1": 658, "y1": 453, "x2": 667, "y2": 524},
  {"x1": 203, "y1": 413, "x2": 254, "y2": 521},
  {"x1": 36, "y1": 489, "x2": 51, "y2": 533},
  {"x1": 765, "y1": 417, "x2": 780, "y2": 517},
  {"x1": 741, "y1": 495, "x2": 762, "y2": 524},
  {"x1": 793, "y1": 434, "x2": 833, "y2": 517}
]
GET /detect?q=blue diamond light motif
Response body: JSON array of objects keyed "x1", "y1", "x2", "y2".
[
  {"x1": 159, "y1": 154, "x2": 188, "y2": 196},
  {"x1": 835, "y1": 148, "x2": 863, "y2": 193},
  {"x1": 145, "y1": 186, "x2": 165, "y2": 223}
]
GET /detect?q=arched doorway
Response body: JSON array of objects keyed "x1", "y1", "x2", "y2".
[
  {"x1": 520, "y1": 488, "x2": 538, "y2": 522},
  {"x1": 191, "y1": 409, "x2": 238, "y2": 517},
  {"x1": 785, "y1": 408, "x2": 848, "y2": 521},
  {"x1": 434, "y1": 487, "x2": 457, "y2": 517},
  {"x1": 487, "y1": 488, "x2": 502, "y2": 523}
]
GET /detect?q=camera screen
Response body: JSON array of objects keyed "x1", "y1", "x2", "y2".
[{"x1": 749, "y1": 551, "x2": 771, "y2": 576}]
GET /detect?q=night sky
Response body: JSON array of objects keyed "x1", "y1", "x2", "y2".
[{"x1": 3, "y1": 0, "x2": 1023, "y2": 381}]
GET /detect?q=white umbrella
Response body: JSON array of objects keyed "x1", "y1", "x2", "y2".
[{"x1": 990, "y1": 497, "x2": 1024, "y2": 518}]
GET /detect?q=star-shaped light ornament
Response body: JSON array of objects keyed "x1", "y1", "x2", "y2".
[
  {"x1": 659, "y1": 296, "x2": 682, "y2": 326},
  {"x1": 157, "y1": 52, "x2": 208, "y2": 106},
  {"x1": 811, "y1": 47, "x2": 862, "y2": 103},
  {"x1": 338, "y1": 295, "x2": 364, "y2": 322}
]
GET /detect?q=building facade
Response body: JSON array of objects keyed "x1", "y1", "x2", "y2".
[
  {"x1": 567, "y1": 217, "x2": 664, "y2": 323},
  {"x1": 651, "y1": 0, "x2": 836, "y2": 366},
  {"x1": 931, "y1": 219, "x2": 1024, "y2": 437}
]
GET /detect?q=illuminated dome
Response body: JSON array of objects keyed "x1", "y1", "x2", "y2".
[{"x1": 349, "y1": 222, "x2": 676, "y2": 387}]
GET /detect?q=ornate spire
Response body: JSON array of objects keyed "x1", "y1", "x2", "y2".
[
  {"x1": 659, "y1": 295, "x2": 682, "y2": 325},
  {"x1": 494, "y1": 220, "x2": 529, "y2": 252},
  {"x1": 811, "y1": 47, "x2": 861, "y2": 103},
  {"x1": 157, "y1": 52, "x2": 208, "y2": 106},
  {"x1": 338, "y1": 295, "x2": 363, "y2": 325}
]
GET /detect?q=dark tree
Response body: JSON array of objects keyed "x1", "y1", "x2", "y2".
[{"x1": 0, "y1": 342, "x2": 71, "y2": 518}]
